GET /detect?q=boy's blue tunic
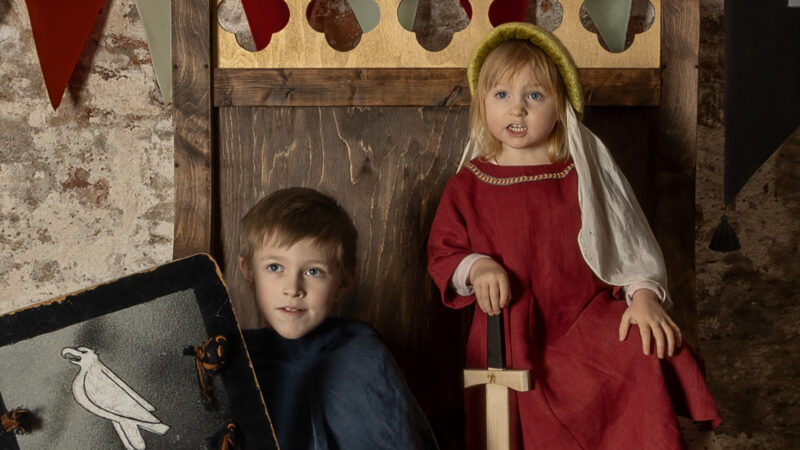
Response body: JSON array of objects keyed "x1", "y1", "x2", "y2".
[{"x1": 243, "y1": 317, "x2": 439, "y2": 450}]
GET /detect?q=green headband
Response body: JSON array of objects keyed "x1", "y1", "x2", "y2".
[{"x1": 468, "y1": 22, "x2": 584, "y2": 120}]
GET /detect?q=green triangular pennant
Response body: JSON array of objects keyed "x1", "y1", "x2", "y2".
[
  {"x1": 135, "y1": 0, "x2": 172, "y2": 103},
  {"x1": 583, "y1": 0, "x2": 632, "y2": 53}
]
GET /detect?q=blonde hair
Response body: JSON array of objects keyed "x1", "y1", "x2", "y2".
[
  {"x1": 239, "y1": 187, "x2": 358, "y2": 276},
  {"x1": 469, "y1": 39, "x2": 569, "y2": 163}
]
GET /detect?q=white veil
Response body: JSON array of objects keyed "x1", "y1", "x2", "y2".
[{"x1": 456, "y1": 103, "x2": 670, "y2": 304}]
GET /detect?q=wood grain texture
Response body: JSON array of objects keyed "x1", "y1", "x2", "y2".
[
  {"x1": 656, "y1": 0, "x2": 700, "y2": 342},
  {"x1": 215, "y1": 105, "x2": 658, "y2": 448},
  {"x1": 212, "y1": 68, "x2": 660, "y2": 107},
  {"x1": 216, "y1": 0, "x2": 661, "y2": 69},
  {"x1": 173, "y1": 0, "x2": 215, "y2": 258},
  {"x1": 218, "y1": 106, "x2": 473, "y2": 447}
]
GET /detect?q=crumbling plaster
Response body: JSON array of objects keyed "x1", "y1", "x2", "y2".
[
  {"x1": 0, "y1": 0, "x2": 173, "y2": 313},
  {"x1": 696, "y1": 0, "x2": 800, "y2": 447}
]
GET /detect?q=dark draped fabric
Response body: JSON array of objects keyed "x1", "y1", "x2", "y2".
[
  {"x1": 243, "y1": 318, "x2": 439, "y2": 450},
  {"x1": 724, "y1": 0, "x2": 800, "y2": 204}
]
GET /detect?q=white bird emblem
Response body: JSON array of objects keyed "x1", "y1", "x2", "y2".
[{"x1": 62, "y1": 346, "x2": 169, "y2": 450}]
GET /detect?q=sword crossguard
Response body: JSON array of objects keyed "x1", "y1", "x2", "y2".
[
  {"x1": 464, "y1": 368, "x2": 531, "y2": 450},
  {"x1": 464, "y1": 368, "x2": 531, "y2": 392}
]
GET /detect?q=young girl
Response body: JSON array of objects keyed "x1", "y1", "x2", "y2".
[{"x1": 427, "y1": 23, "x2": 720, "y2": 449}]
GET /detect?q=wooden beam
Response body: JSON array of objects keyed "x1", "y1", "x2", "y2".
[
  {"x1": 213, "y1": 68, "x2": 661, "y2": 107},
  {"x1": 173, "y1": 0, "x2": 215, "y2": 258},
  {"x1": 656, "y1": 0, "x2": 700, "y2": 342}
]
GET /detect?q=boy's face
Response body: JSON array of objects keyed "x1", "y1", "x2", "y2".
[{"x1": 240, "y1": 237, "x2": 353, "y2": 340}]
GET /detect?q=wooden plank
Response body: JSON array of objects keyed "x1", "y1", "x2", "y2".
[
  {"x1": 656, "y1": 0, "x2": 700, "y2": 342},
  {"x1": 173, "y1": 0, "x2": 215, "y2": 258},
  {"x1": 213, "y1": 68, "x2": 661, "y2": 107},
  {"x1": 218, "y1": 106, "x2": 473, "y2": 448}
]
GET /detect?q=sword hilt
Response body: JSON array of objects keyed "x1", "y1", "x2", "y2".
[{"x1": 487, "y1": 312, "x2": 505, "y2": 370}]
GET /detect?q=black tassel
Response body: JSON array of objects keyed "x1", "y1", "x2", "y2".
[
  {"x1": 184, "y1": 335, "x2": 229, "y2": 409},
  {"x1": 1, "y1": 407, "x2": 37, "y2": 435},
  {"x1": 709, "y1": 215, "x2": 741, "y2": 252},
  {"x1": 207, "y1": 422, "x2": 242, "y2": 450}
]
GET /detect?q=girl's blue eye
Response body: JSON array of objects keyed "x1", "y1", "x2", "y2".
[
  {"x1": 267, "y1": 263, "x2": 282, "y2": 272},
  {"x1": 528, "y1": 92, "x2": 543, "y2": 100},
  {"x1": 306, "y1": 267, "x2": 325, "y2": 277},
  {"x1": 495, "y1": 91, "x2": 507, "y2": 99}
]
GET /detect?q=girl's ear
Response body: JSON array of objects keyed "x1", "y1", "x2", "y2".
[
  {"x1": 239, "y1": 256, "x2": 255, "y2": 288},
  {"x1": 336, "y1": 268, "x2": 357, "y2": 299}
]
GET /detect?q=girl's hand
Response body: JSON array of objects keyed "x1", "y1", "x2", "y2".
[
  {"x1": 468, "y1": 258, "x2": 511, "y2": 316},
  {"x1": 618, "y1": 289, "x2": 682, "y2": 359}
]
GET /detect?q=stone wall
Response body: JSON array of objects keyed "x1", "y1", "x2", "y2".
[
  {"x1": 0, "y1": 0, "x2": 173, "y2": 313},
  {"x1": 1, "y1": 0, "x2": 798, "y2": 446},
  {"x1": 696, "y1": 0, "x2": 800, "y2": 447}
]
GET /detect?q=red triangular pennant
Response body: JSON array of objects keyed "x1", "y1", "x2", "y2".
[
  {"x1": 240, "y1": 0, "x2": 289, "y2": 51},
  {"x1": 25, "y1": 0, "x2": 106, "y2": 110}
]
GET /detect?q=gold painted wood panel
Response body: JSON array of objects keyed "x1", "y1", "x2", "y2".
[{"x1": 216, "y1": 0, "x2": 661, "y2": 69}]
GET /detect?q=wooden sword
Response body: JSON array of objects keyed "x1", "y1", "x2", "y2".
[{"x1": 464, "y1": 312, "x2": 531, "y2": 450}]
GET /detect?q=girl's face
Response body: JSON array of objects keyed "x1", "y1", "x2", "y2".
[{"x1": 483, "y1": 63, "x2": 558, "y2": 165}]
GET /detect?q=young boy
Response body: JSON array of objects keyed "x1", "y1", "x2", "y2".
[{"x1": 238, "y1": 187, "x2": 439, "y2": 450}]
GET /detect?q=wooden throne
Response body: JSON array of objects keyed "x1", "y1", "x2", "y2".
[{"x1": 172, "y1": 1, "x2": 700, "y2": 446}]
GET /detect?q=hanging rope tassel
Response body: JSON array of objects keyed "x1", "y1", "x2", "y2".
[
  {"x1": 184, "y1": 335, "x2": 229, "y2": 408},
  {"x1": 207, "y1": 422, "x2": 242, "y2": 450},
  {"x1": 1, "y1": 408, "x2": 35, "y2": 436},
  {"x1": 709, "y1": 214, "x2": 741, "y2": 252}
]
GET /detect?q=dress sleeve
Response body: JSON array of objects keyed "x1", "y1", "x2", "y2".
[{"x1": 427, "y1": 180, "x2": 478, "y2": 309}]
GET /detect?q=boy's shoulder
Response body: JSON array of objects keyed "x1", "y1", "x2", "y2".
[{"x1": 324, "y1": 317, "x2": 386, "y2": 355}]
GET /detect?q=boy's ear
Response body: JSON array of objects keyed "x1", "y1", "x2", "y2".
[
  {"x1": 336, "y1": 268, "x2": 357, "y2": 299},
  {"x1": 239, "y1": 256, "x2": 255, "y2": 288}
]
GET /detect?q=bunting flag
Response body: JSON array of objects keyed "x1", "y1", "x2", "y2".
[
  {"x1": 724, "y1": 0, "x2": 800, "y2": 205},
  {"x1": 347, "y1": 0, "x2": 380, "y2": 33},
  {"x1": 582, "y1": 0, "x2": 632, "y2": 53},
  {"x1": 710, "y1": 0, "x2": 800, "y2": 251},
  {"x1": 240, "y1": 0, "x2": 290, "y2": 51},
  {"x1": 135, "y1": 0, "x2": 172, "y2": 104},
  {"x1": 24, "y1": 0, "x2": 106, "y2": 110},
  {"x1": 398, "y1": 0, "x2": 420, "y2": 31}
]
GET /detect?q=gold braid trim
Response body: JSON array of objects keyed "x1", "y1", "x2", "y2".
[{"x1": 465, "y1": 161, "x2": 574, "y2": 186}]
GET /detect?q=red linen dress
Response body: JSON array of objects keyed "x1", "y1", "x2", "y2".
[{"x1": 427, "y1": 158, "x2": 720, "y2": 450}]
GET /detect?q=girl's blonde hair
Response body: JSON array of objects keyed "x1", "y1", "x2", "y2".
[{"x1": 469, "y1": 39, "x2": 569, "y2": 163}]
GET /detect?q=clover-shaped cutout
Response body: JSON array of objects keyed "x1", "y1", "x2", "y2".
[
  {"x1": 488, "y1": 0, "x2": 563, "y2": 32},
  {"x1": 307, "y1": 0, "x2": 379, "y2": 52},
  {"x1": 400, "y1": 0, "x2": 470, "y2": 52},
  {"x1": 218, "y1": 0, "x2": 290, "y2": 52},
  {"x1": 580, "y1": 0, "x2": 654, "y2": 53}
]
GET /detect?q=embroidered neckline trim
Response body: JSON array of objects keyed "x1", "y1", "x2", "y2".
[{"x1": 465, "y1": 161, "x2": 575, "y2": 186}]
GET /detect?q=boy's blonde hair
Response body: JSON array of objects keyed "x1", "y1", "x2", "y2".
[
  {"x1": 469, "y1": 39, "x2": 569, "y2": 163},
  {"x1": 239, "y1": 187, "x2": 358, "y2": 276}
]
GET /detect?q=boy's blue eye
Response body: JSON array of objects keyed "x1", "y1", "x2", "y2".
[
  {"x1": 267, "y1": 263, "x2": 282, "y2": 272},
  {"x1": 528, "y1": 92, "x2": 543, "y2": 100},
  {"x1": 494, "y1": 91, "x2": 507, "y2": 99},
  {"x1": 306, "y1": 267, "x2": 325, "y2": 277}
]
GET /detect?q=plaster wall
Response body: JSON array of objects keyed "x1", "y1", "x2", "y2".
[
  {"x1": 0, "y1": 0, "x2": 173, "y2": 313},
  {"x1": 1, "y1": 0, "x2": 798, "y2": 447},
  {"x1": 696, "y1": 1, "x2": 800, "y2": 447}
]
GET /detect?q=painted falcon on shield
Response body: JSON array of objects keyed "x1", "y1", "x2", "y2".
[{"x1": 62, "y1": 346, "x2": 169, "y2": 450}]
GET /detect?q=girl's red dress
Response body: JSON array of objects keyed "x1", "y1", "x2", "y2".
[{"x1": 427, "y1": 158, "x2": 721, "y2": 450}]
